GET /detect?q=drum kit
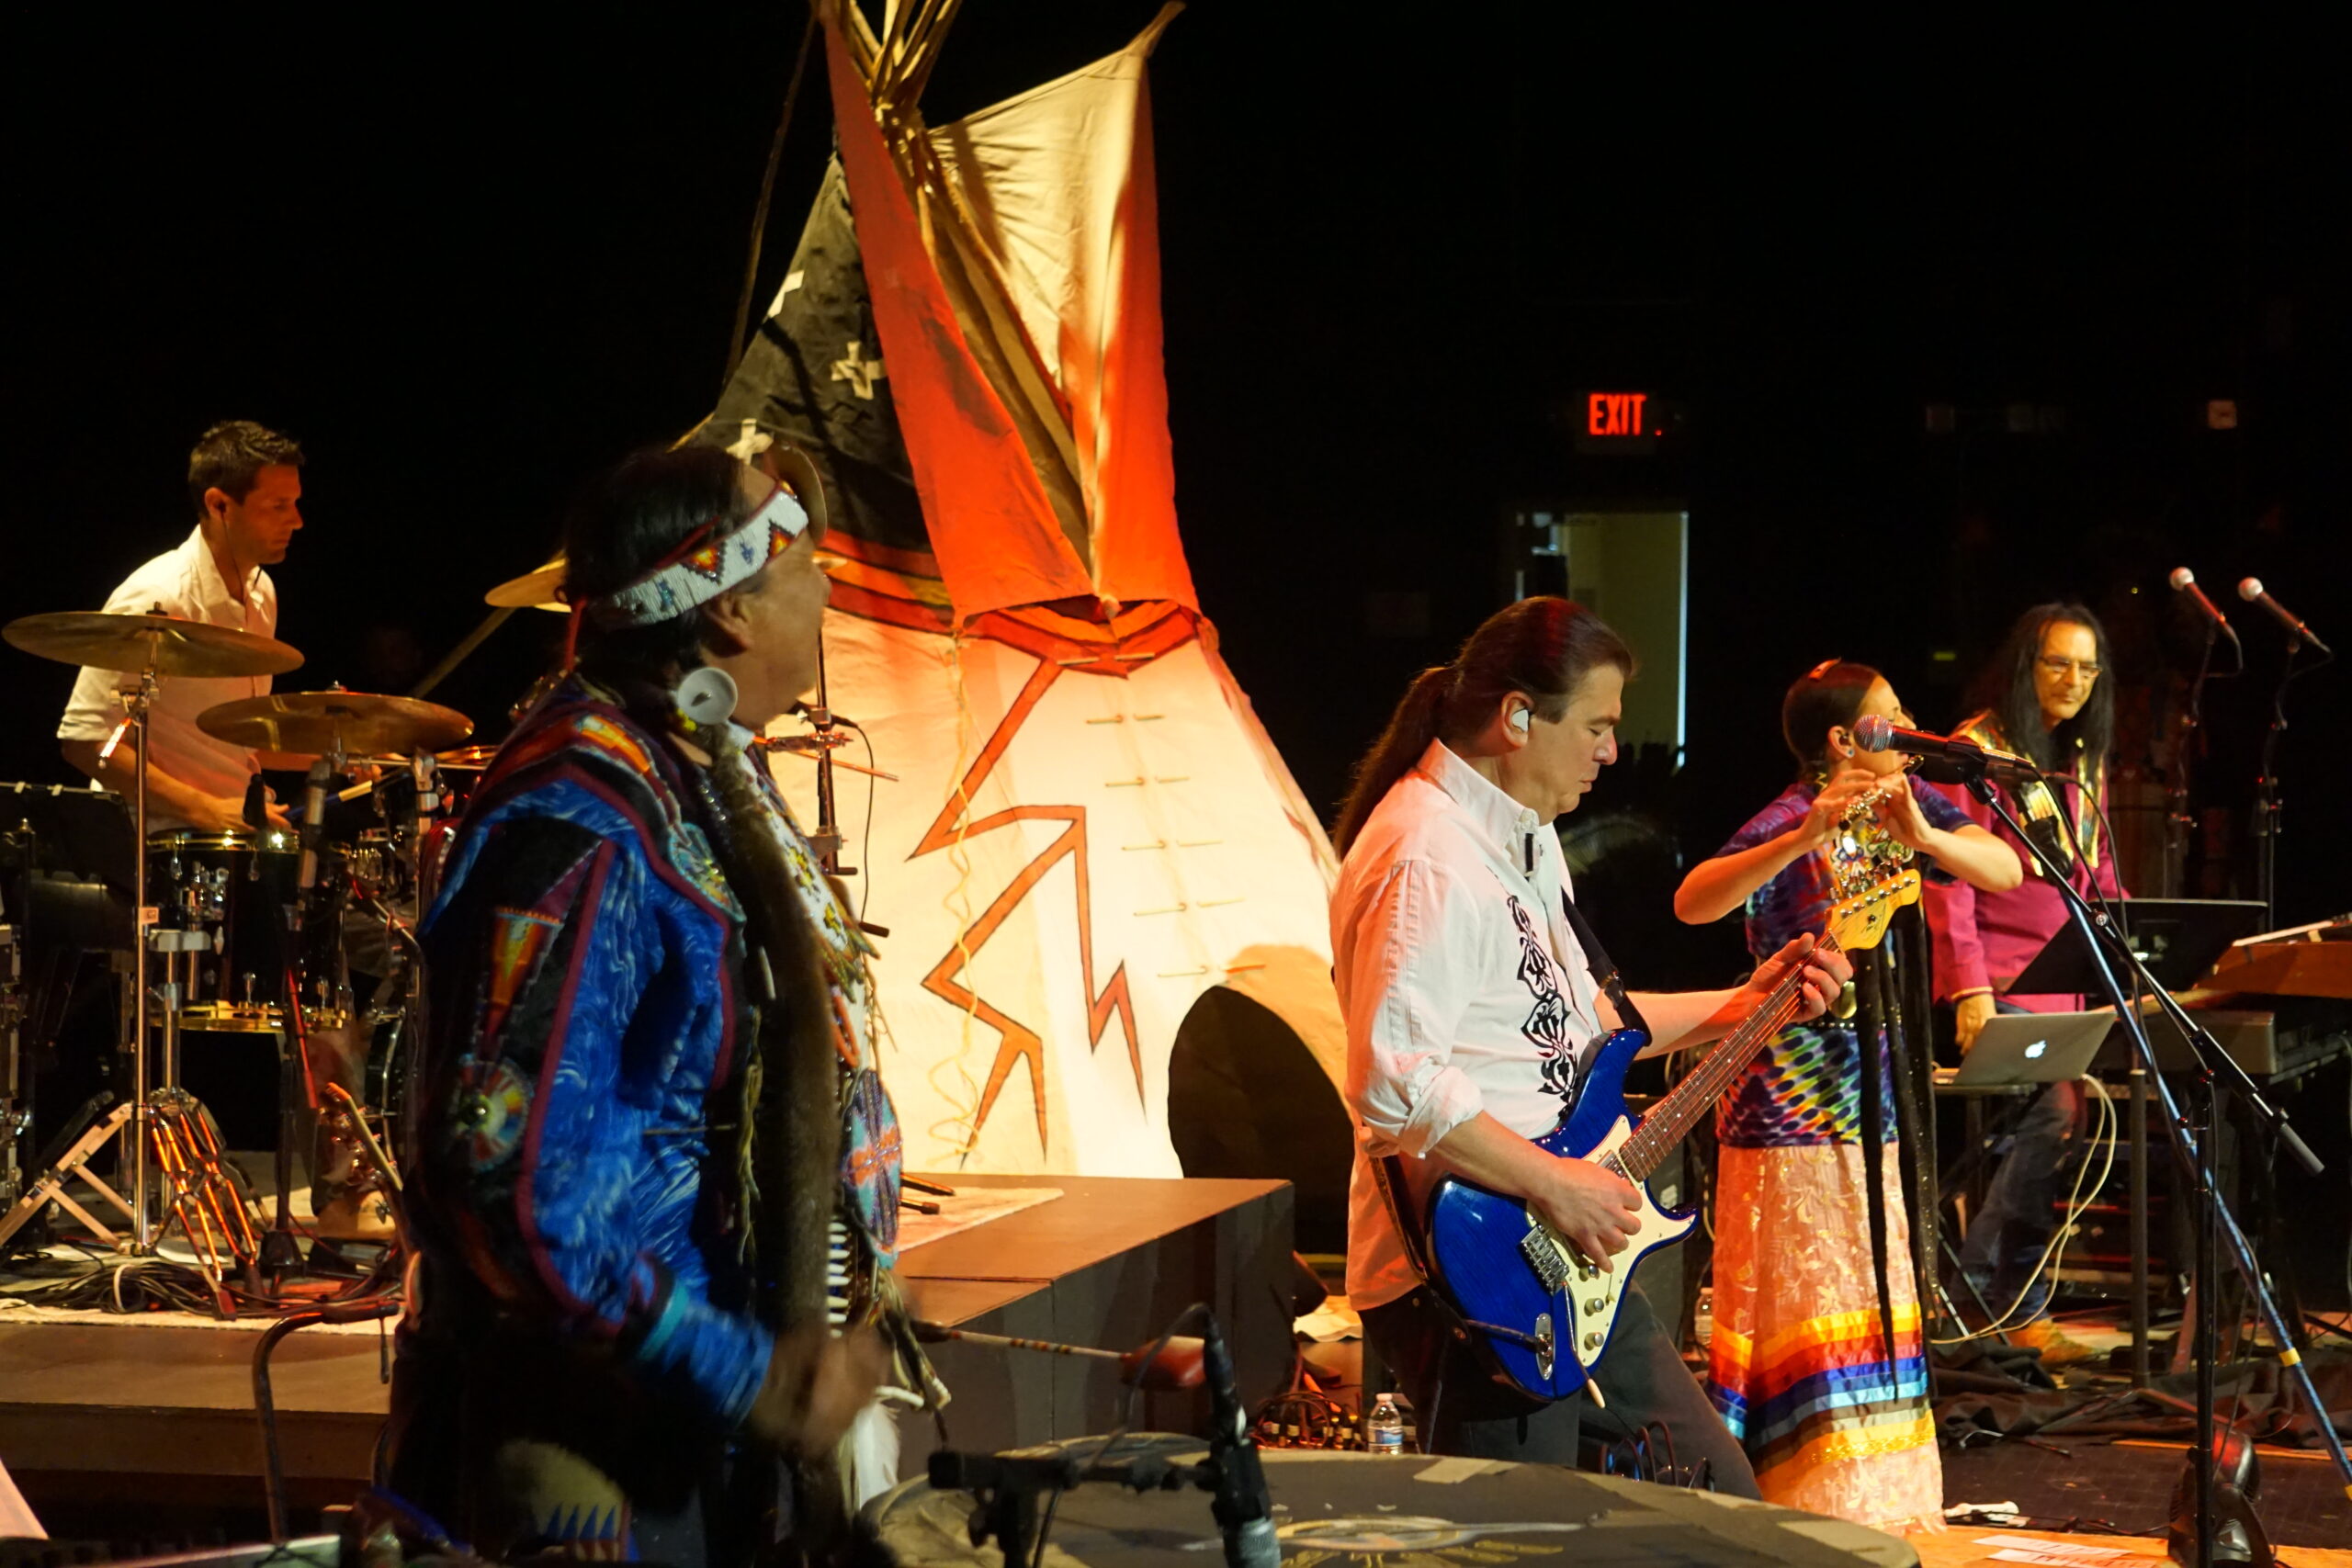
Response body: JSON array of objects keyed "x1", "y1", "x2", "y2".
[{"x1": 0, "y1": 609, "x2": 481, "y2": 1284}]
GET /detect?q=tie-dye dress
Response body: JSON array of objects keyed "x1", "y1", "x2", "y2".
[{"x1": 1702, "y1": 780, "x2": 1961, "y2": 1528}]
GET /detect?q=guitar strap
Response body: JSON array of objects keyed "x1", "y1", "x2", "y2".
[
  {"x1": 1558, "y1": 891, "x2": 1651, "y2": 1040},
  {"x1": 1362, "y1": 885, "x2": 1649, "y2": 1404},
  {"x1": 1374, "y1": 886, "x2": 1644, "y2": 1290}
]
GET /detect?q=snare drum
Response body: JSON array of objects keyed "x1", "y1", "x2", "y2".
[{"x1": 148, "y1": 831, "x2": 345, "y2": 1026}]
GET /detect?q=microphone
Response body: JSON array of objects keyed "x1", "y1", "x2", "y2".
[
  {"x1": 2168, "y1": 568, "x2": 2240, "y2": 647},
  {"x1": 1200, "y1": 1316, "x2": 1278, "y2": 1568},
  {"x1": 296, "y1": 756, "x2": 334, "y2": 890},
  {"x1": 1852, "y1": 714, "x2": 2042, "y2": 784},
  {"x1": 2237, "y1": 578, "x2": 2334, "y2": 657}
]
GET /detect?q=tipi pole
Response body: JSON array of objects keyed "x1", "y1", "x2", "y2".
[{"x1": 721, "y1": 8, "x2": 821, "y2": 394}]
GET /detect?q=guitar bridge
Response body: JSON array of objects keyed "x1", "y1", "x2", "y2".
[{"x1": 1520, "y1": 1224, "x2": 1567, "y2": 1292}]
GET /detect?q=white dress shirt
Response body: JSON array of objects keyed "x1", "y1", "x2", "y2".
[
  {"x1": 56, "y1": 525, "x2": 277, "y2": 829},
  {"x1": 1335, "y1": 739, "x2": 1608, "y2": 1310}
]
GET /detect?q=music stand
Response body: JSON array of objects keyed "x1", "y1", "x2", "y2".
[{"x1": 2008, "y1": 897, "x2": 2267, "y2": 995}]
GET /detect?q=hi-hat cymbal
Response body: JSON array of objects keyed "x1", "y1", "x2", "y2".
[
  {"x1": 486, "y1": 554, "x2": 567, "y2": 612},
  {"x1": 5, "y1": 611, "x2": 304, "y2": 679},
  {"x1": 199, "y1": 691, "x2": 474, "y2": 756}
]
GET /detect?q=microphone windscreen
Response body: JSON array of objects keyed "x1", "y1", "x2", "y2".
[
  {"x1": 2169, "y1": 566, "x2": 2197, "y2": 591},
  {"x1": 2238, "y1": 577, "x2": 2265, "y2": 602},
  {"x1": 1852, "y1": 713, "x2": 1894, "y2": 753}
]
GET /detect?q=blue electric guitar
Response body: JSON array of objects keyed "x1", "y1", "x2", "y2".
[{"x1": 1421, "y1": 870, "x2": 1920, "y2": 1401}]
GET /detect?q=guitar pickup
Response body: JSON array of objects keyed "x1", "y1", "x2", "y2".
[{"x1": 1520, "y1": 1225, "x2": 1567, "y2": 1291}]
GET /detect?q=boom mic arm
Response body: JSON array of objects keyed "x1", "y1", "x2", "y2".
[
  {"x1": 2238, "y1": 578, "x2": 2334, "y2": 658},
  {"x1": 2170, "y1": 568, "x2": 2241, "y2": 649},
  {"x1": 1851, "y1": 714, "x2": 2041, "y2": 784}
]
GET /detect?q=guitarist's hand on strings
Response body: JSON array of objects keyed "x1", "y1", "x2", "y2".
[
  {"x1": 1743, "y1": 932, "x2": 1851, "y2": 1023},
  {"x1": 1532, "y1": 1157, "x2": 1641, "y2": 1272}
]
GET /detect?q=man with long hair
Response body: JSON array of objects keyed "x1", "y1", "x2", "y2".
[
  {"x1": 1923, "y1": 602, "x2": 2125, "y2": 1362},
  {"x1": 1332, "y1": 596, "x2": 1849, "y2": 1481},
  {"x1": 388, "y1": 446, "x2": 904, "y2": 1560}
]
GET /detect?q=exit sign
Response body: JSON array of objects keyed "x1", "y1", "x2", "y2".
[
  {"x1": 1588, "y1": 391, "x2": 1652, "y2": 437},
  {"x1": 1567, "y1": 390, "x2": 1675, "y2": 456}
]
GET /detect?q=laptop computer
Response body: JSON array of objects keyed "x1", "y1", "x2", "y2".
[{"x1": 1941, "y1": 1009, "x2": 2116, "y2": 1087}]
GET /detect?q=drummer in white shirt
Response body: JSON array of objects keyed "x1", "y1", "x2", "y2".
[{"x1": 57, "y1": 420, "x2": 309, "y2": 831}]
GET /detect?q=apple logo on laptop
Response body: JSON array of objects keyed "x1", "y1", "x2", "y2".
[{"x1": 2025, "y1": 1039, "x2": 2049, "y2": 1059}]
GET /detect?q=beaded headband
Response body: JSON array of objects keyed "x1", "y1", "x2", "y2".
[{"x1": 582, "y1": 481, "x2": 810, "y2": 629}]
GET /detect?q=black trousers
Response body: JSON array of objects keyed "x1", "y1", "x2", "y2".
[{"x1": 1361, "y1": 1280, "x2": 1759, "y2": 1496}]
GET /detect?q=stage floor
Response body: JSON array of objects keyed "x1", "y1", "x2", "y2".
[
  {"x1": 1911, "y1": 1526, "x2": 2350, "y2": 1568},
  {"x1": 0, "y1": 1171, "x2": 1295, "y2": 1538}
]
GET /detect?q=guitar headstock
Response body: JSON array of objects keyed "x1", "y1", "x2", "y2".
[{"x1": 1826, "y1": 868, "x2": 1922, "y2": 953}]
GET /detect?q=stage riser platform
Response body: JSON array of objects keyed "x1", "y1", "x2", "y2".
[
  {"x1": 0, "y1": 1173, "x2": 1293, "y2": 1535},
  {"x1": 916, "y1": 1177, "x2": 1295, "y2": 1450}
]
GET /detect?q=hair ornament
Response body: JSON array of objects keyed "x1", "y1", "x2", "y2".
[{"x1": 673, "y1": 665, "x2": 740, "y2": 736}]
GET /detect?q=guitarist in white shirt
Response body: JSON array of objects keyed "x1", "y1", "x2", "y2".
[{"x1": 1331, "y1": 597, "x2": 1849, "y2": 1482}]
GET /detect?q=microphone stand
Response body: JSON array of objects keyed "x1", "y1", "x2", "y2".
[
  {"x1": 1961, "y1": 761, "x2": 2346, "y2": 1568},
  {"x1": 807, "y1": 637, "x2": 845, "y2": 876},
  {"x1": 926, "y1": 1309, "x2": 1275, "y2": 1568},
  {"x1": 2249, "y1": 633, "x2": 2307, "y2": 929},
  {"x1": 2165, "y1": 625, "x2": 2217, "y2": 898}
]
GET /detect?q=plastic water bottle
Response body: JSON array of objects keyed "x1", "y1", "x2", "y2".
[{"x1": 1365, "y1": 1393, "x2": 1406, "y2": 1455}]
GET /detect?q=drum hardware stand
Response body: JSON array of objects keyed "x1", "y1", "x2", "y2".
[
  {"x1": 98, "y1": 663, "x2": 162, "y2": 1248},
  {"x1": 1, "y1": 920, "x2": 24, "y2": 1214},
  {"x1": 1962, "y1": 764, "x2": 2347, "y2": 1568},
  {"x1": 0, "y1": 1097, "x2": 135, "y2": 1249}
]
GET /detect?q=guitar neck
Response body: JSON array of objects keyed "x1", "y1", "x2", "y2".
[{"x1": 1613, "y1": 932, "x2": 1845, "y2": 1181}]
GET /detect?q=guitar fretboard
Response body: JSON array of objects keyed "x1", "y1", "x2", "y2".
[{"x1": 1612, "y1": 933, "x2": 1845, "y2": 1181}]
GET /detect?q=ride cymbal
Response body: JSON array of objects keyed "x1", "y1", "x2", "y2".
[
  {"x1": 5, "y1": 611, "x2": 303, "y2": 679},
  {"x1": 198, "y1": 691, "x2": 474, "y2": 755}
]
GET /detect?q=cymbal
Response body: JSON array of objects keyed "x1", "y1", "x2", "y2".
[
  {"x1": 486, "y1": 554, "x2": 567, "y2": 612},
  {"x1": 5, "y1": 611, "x2": 304, "y2": 679},
  {"x1": 482, "y1": 440, "x2": 829, "y2": 615},
  {"x1": 199, "y1": 691, "x2": 474, "y2": 756}
]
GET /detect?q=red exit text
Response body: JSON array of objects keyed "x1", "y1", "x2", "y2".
[{"x1": 1587, "y1": 392, "x2": 1649, "y2": 437}]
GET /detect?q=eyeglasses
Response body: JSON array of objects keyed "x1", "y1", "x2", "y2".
[{"x1": 2039, "y1": 656, "x2": 2102, "y2": 680}]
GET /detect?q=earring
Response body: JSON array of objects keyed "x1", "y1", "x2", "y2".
[{"x1": 673, "y1": 666, "x2": 739, "y2": 733}]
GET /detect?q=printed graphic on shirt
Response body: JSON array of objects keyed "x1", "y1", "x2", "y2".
[{"x1": 1507, "y1": 896, "x2": 1575, "y2": 1102}]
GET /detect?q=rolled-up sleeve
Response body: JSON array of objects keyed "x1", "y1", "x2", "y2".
[{"x1": 1339, "y1": 858, "x2": 1486, "y2": 1158}]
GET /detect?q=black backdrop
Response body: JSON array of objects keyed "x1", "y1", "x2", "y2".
[{"x1": 7, "y1": 7, "x2": 2346, "y2": 985}]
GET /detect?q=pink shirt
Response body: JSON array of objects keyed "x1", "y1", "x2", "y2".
[{"x1": 1921, "y1": 751, "x2": 2126, "y2": 1011}]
